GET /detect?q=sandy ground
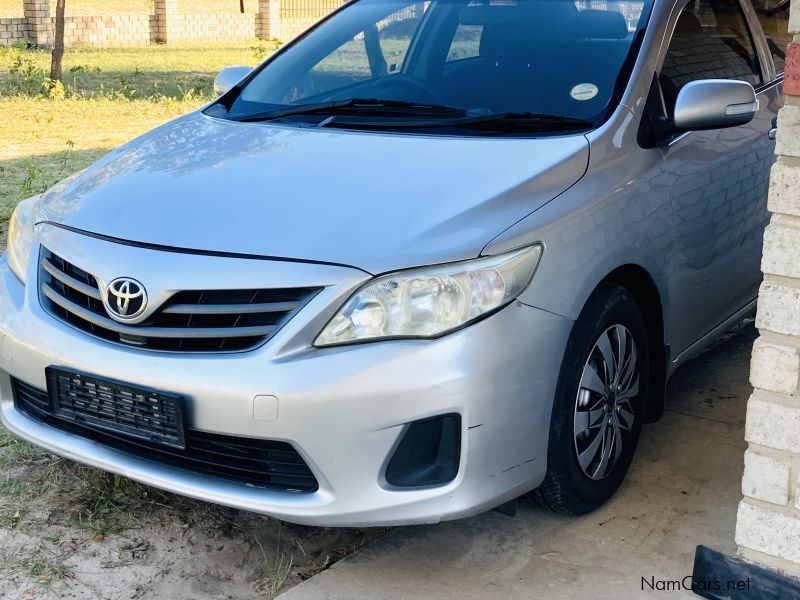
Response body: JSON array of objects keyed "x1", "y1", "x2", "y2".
[{"x1": 0, "y1": 446, "x2": 385, "y2": 599}]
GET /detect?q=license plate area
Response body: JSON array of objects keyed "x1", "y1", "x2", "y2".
[{"x1": 45, "y1": 367, "x2": 187, "y2": 450}]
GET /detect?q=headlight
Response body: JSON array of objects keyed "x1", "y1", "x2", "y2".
[
  {"x1": 6, "y1": 196, "x2": 38, "y2": 284},
  {"x1": 315, "y1": 244, "x2": 543, "y2": 347}
]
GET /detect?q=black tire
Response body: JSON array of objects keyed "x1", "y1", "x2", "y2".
[{"x1": 529, "y1": 283, "x2": 650, "y2": 515}]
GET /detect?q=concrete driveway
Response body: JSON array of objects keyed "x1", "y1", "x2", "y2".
[{"x1": 281, "y1": 324, "x2": 755, "y2": 600}]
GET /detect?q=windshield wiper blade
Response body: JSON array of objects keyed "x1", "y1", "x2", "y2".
[
  {"x1": 232, "y1": 98, "x2": 467, "y2": 122},
  {"x1": 463, "y1": 112, "x2": 595, "y2": 129},
  {"x1": 322, "y1": 111, "x2": 595, "y2": 131}
]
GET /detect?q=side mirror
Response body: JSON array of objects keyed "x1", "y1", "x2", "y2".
[
  {"x1": 673, "y1": 79, "x2": 758, "y2": 131},
  {"x1": 214, "y1": 66, "x2": 253, "y2": 96}
]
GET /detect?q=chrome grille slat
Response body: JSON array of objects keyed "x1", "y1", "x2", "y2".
[
  {"x1": 38, "y1": 248, "x2": 321, "y2": 352},
  {"x1": 162, "y1": 301, "x2": 300, "y2": 315},
  {"x1": 42, "y1": 258, "x2": 103, "y2": 300}
]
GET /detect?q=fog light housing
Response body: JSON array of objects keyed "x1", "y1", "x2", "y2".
[{"x1": 385, "y1": 414, "x2": 461, "y2": 488}]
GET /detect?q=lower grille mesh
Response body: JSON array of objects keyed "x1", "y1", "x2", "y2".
[{"x1": 12, "y1": 378, "x2": 319, "y2": 493}]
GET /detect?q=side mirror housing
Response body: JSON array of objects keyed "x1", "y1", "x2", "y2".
[
  {"x1": 214, "y1": 66, "x2": 253, "y2": 96},
  {"x1": 673, "y1": 79, "x2": 758, "y2": 131}
]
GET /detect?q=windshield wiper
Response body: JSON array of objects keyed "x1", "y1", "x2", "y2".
[
  {"x1": 232, "y1": 102, "x2": 594, "y2": 132},
  {"x1": 481, "y1": 113, "x2": 595, "y2": 128},
  {"x1": 232, "y1": 98, "x2": 467, "y2": 123},
  {"x1": 321, "y1": 111, "x2": 595, "y2": 131}
]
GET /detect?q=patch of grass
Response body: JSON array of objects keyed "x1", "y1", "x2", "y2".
[
  {"x1": 0, "y1": 544, "x2": 71, "y2": 590},
  {"x1": 60, "y1": 470, "x2": 207, "y2": 536},
  {"x1": 0, "y1": 426, "x2": 40, "y2": 471},
  {"x1": 0, "y1": 42, "x2": 258, "y2": 99},
  {"x1": 254, "y1": 534, "x2": 295, "y2": 600}
]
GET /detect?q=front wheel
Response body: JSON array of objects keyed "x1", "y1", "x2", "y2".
[{"x1": 530, "y1": 283, "x2": 650, "y2": 515}]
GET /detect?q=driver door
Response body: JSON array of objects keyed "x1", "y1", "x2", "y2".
[{"x1": 661, "y1": 0, "x2": 777, "y2": 356}]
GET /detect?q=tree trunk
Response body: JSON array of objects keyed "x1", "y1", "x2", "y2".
[{"x1": 50, "y1": 0, "x2": 66, "y2": 82}]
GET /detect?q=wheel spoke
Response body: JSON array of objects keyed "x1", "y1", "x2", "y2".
[
  {"x1": 593, "y1": 420, "x2": 613, "y2": 479},
  {"x1": 617, "y1": 404, "x2": 635, "y2": 430},
  {"x1": 575, "y1": 408, "x2": 605, "y2": 437},
  {"x1": 579, "y1": 363, "x2": 606, "y2": 396},
  {"x1": 619, "y1": 375, "x2": 639, "y2": 401},
  {"x1": 619, "y1": 343, "x2": 638, "y2": 390},
  {"x1": 596, "y1": 331, "x2": 617, "y2": 385},
  {"x1": 578, "y1": 426, "x2": 605, "y2": 472},
  {"x1": 612, "y1": 414, "x2": 623, "y2": 462}
]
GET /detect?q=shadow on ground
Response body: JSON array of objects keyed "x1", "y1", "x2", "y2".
[{"x1": 283, "y1": 324, "x2": 756, "y2": 600}]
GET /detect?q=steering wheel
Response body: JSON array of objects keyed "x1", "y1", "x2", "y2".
[{"x1": 373, "y1": 74, "x2": 445, "y2": 105}]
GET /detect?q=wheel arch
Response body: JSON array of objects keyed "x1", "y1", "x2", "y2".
[{"x1": 592, "y1": 264, "x2": 668, "y2": 423}]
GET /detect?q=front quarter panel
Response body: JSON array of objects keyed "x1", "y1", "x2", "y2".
[{"x1": 483, "y1": 108, "x2": 674, "y2": 345}]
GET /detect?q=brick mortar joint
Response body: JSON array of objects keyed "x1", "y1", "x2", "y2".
[
  {"x1": 737, "y1": 546, "x2": 800, "y2": 578},
  {"x1": 770, "y1": 214, "x2": 800, "y2": 229},
  {"x1": 750, "y1": 387, "x2": 800, "y2": 408},
  {"x1": 739, "y1": 496, "x2": 800, "y2": 525},
  {"x1": 746, "y1": 442, "x2": 800, "y2": 463},
  {"x1": 777, "y1": 155, "x2": 800, "y2": 168},
  {"x1": 757, "y1": 330, "x2": 800, "y2": 354},
  {"x1": 761, "y1": 273, "x2": 800, "y2": 291}
]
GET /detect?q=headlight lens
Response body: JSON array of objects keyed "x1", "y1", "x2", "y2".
[
  {"x1": 6, "y1": 196, "x2": 38, "y2": 284},
  {"x1": 315, "y1": 244, "x2": 543, "y2": 347}
]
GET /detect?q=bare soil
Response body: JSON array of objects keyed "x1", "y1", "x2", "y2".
[{"x1": 0, "y1": 437, "x2": 385, "y2": 599}]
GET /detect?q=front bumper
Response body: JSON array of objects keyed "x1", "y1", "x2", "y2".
[{"x1": 0, "y1": 230, "x2": 573, "y2": 526}]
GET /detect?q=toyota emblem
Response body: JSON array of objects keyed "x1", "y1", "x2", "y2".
[{"x1": 104, "y1": 277, "x2": 147, "y2": 321}]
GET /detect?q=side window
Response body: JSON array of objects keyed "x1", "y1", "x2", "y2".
[
  {"x1": 661, "y1": 0, "x2": 762, "y2": 115},
  {"x1": 750, "y1": 0, "x2": 791, "y2": 74},
  {"x1": 446, "y1": 24, "x2": 483, "y2": 62}
]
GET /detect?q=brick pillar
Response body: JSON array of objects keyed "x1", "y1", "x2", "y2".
[
  {"x1": 154, "y1": 0, "x2": 178, "y2": 44},
  {"x1": 257, "y1": 0, "x2": 281, "y2": 41},
  {"x1": 736, "y1": 2, "x2": 800, "y2": 578},
  {"x1": 23, "y1": 0, "x2": 51, "y2": 46}
]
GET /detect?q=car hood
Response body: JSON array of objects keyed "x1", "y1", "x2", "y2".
[{"x1": 37, "y1": 112, "x2": 589, "y2": 274}]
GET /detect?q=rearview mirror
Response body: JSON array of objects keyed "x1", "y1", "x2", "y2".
[
  {"x1": 673, "y1": 79, "x2": 758, "y2": 131},
  {"x1": 214, "y1": 66, "x2": 253, "y2": 96}
]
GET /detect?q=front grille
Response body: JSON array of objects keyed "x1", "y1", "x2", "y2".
[
  {"x1": 13, "y1": 379, "x2": 319, "y2": 493},
  {"x1": 39, "y1": 249, "x2": 321, "y2": 352}
]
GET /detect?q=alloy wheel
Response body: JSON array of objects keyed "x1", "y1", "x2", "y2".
[{"x1": 573, "y1": 324, "x2": 640, "y2": 481}]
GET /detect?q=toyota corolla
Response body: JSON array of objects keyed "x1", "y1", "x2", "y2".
[{"x1": 0, "y1": 0, "x2": 784, "y2": 525}]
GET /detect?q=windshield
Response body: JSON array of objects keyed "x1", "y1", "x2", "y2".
[{"x1": 212, "y1": 0, "x2": 653, "y2": 135}]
